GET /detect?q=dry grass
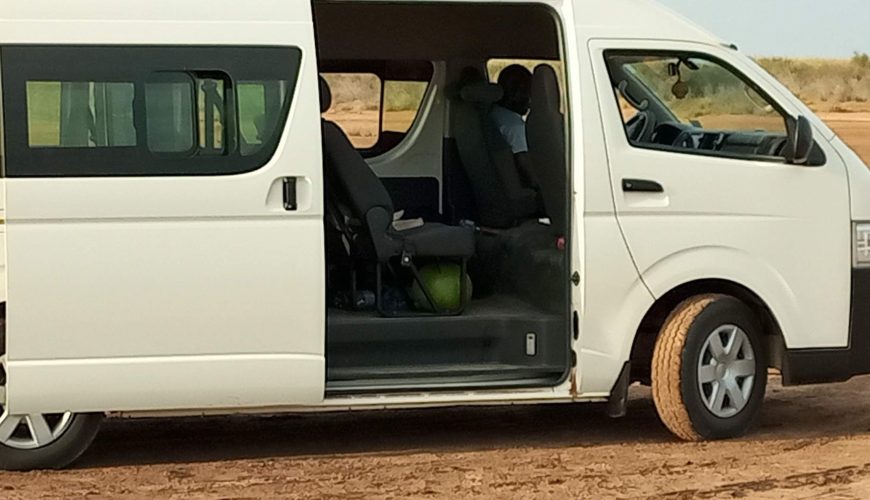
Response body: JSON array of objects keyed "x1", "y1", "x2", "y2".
[{"x1": 758, "y1": 54, "x2": 870, "y2": 112}]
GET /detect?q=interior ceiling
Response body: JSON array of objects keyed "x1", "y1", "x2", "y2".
[{"x1": 314, "y1": 2, "x2": 560, "y2": 61}]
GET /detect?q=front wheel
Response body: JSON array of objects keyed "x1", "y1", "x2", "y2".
[{"x1": 652, "y1": 294, "x2": 767, "y2": 441}]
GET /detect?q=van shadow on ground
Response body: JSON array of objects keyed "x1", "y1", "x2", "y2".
[{"x1": 76, "y1": 376, "x2": 870, "y2": 469}]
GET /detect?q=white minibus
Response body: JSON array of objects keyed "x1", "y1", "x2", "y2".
[{"x1": 0, "y1": 0, "x2": 867, "y2": 469}]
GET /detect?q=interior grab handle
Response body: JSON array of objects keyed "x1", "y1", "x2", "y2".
[{"x1": 622, "y1": 178, "x2": 664, "y2": 193}]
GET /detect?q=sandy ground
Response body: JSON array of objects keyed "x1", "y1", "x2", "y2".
[
  {"x1": 4, "y1": 376, "x2": 870, "y2": 499},
  {"x1": 1, "y1": 116, "x2": 868, "y2": 498},
  {"x1": 823, "y1": 113, "x2": 870, "y2": 165}
]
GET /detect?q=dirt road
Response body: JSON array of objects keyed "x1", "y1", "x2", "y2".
[
  {"x1": 1, "y1": 117, "x2": 868, "y2": 499},
  {"x1": 3, "y1": 376, "x2": 870, "y2": 499},
  {"x1": 823, "y1": 112, "x2": 870, "y2": 165}
]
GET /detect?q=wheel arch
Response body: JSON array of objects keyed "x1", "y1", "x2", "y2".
[{"x1": 628, "y1": 278, "x2": 785, "y2": 385}]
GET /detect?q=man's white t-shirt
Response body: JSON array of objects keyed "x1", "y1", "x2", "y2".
[{"x1": 490, "y1": 105, "x2": 528, "y2": 154}]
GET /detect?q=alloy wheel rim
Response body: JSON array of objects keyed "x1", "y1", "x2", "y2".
[
  {"x1": 0, "y1": 355, "x2": 73, "y2": 449},
  {"x1": 697, "y1": 324, "x2": 756, "y2": 418}
]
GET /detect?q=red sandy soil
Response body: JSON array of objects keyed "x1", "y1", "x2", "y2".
[{"x1": 4, "y1": 375, "x2": 870, "y2": 498}]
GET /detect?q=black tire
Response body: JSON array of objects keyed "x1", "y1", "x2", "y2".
[
  {"x1": 0, "y1": 314, "x2": 103, "y2": 470},
  {"x1": 0, "y1": 413, "x2": 103, "y2": 471},
  {"x1": 652, "y1": 294, "x2": 767, "y2": 441}
]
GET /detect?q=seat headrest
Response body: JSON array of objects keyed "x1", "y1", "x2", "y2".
[
  {"x1": 531, "y1": 65, "x2": 560, "y2": 111},
  {"x1": 446, "y1": 66, "x2": 487, "y2": 100},
  {"x1": 319, "y1": 76, "x2": 332, "y2": 113},
  {"x1": 460, "y1": 82, "x2": 503, "y2": 104}
]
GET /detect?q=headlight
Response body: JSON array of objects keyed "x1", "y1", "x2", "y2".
[{"x1": 855, "y1": 223, "x2": 870, "y2": 267}]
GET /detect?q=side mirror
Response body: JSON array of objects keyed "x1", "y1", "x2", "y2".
[{"x1": 785, "y1": 115, "x2": 814, "y2": 165}]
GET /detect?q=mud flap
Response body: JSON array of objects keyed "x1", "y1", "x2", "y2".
[{"x1": 606, "y1": 361, "x2": 631, "y2": 418}]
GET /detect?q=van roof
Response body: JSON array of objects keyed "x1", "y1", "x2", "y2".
[
  {"x1": 0, "y1": 0, "x2": 725, "y2": 49},
  {"x1": 574, "y1": 0, "x2": 724, "y2": 46}
]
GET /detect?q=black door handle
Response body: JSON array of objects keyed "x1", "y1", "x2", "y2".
[
  {"x1": 283, "y1": 177, "x2": 298, "y2": 211},
  {"x1": 622, "y1": 178, "x2": 663, "y2": 193}
]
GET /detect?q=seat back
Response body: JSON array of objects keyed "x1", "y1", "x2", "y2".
[
  {"x1": 526, "y1": 65, "x2": 567, "y2": 235},
  {"x1": 451, "y1": 72, "x2": 536, "y2": 228},
  {"x1": 320, "y1": 77, "x2": 398, "y2": 261}
]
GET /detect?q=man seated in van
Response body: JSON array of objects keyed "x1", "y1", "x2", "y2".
[{"x1": 490, "y1": 64, "x2": 538, "y2": 190}]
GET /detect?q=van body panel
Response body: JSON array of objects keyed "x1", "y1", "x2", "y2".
[
  {"x1": 9, "y1": 354, "x2": 324, "y2": 414},
  {"x1": 0, "y1": 0, "x2": 312, "y2": 24},
  {"x1": 558, "y1": 0, "x2": 586, "y2": 395},
  {"x1": 2, "y1": 9, "x2": 327, "y2": 413},
  {"x1": 5, "y1": 217, "x2": 325, "y2": 361},
  {"x1": 589, "y1": 39, "x2": 852, "y2": 350},
  {"x1": 835, "y1": 135, "x2": 870, "y2": 222},
  {"x1": 572, "y1": 14, "x2": 657, "y2": 395},
  {"x1": 114, "y1": 381, "x2": 580, "y2": 418},
  {"x1": 578, "y1": 215, "x2": 655, "y2": 394},
  {"x1": 576, "y1": 0, "x2": 722, "y2": 47}
]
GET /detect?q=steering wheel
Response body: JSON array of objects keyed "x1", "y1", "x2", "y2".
[
  {"x1": 627, "y1": 111, "x2": 651, "y2": 143},
  {"x1": 672, "y1": 130, "x2": 697, "y2": 150}
]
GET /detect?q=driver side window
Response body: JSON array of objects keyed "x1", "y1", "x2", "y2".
[{"x1": 605, "y1": 51, "x2": 790, "y2": 161}]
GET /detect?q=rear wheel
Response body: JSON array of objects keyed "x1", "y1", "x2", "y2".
[
  {"x1": 0, "y1": 318, "x2": 103, "y2": 470},
  {"x1": 651, "y1": 294, "x2": 767, "y2": 441}
]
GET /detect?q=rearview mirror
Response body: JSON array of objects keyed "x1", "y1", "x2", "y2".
[{"x1": 785, "y1": 115, "x2": 814, "y2": 165}]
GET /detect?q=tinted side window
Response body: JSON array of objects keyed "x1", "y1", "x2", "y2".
[
  {"x1": 2, "y1": 46, "x2": 301, "y2": 177},
  {"x1": 145, "y1": 76, "x2": 196, "y2": 153},
  {"x1": 27, "y1": 81, "x2": 136, "y2": 148},
  {"x1": 238, "y1": 80, "x2": 290, "y2": 156}
]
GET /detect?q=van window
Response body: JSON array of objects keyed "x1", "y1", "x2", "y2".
[
  {"x1": 145, "y1": 76, "x2": 196, "y2": 153},
  {"x1": 320, "y1": 74, "x2": 429, "y2": 148},
  {"x1": 319, "y1": 61, "x2": 434, "y2": 156},
  {"x1": 195, "y1": 76, "x2": 227, "y2": 155},
  {"x1": 616, "y1": 93, "x2": 639, "y2": 124},
  {"x1": 238, "y1": 81, "x2": 289, "y2": 156},
  {"x1": 3, "y1": 46, "x2": 301, "y2": 177},
  {"x1": 605, "y1": 51, "x2": 791, "y2": 161},
  {"x1": 26, "y1": 81, "x2": 136, "y2": 148},
  {"x1": 321, "y1": 73, "x2": 382, "y2": 149},
  {"x1": 383, "y1": 80, "x2": 428, "y2": 134}
]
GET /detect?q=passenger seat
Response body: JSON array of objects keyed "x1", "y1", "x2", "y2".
[
  {"x1": 320, "y1": 77, "x2": 475, "y2": 315},
  {"x1": 451, "y1": 70, "x2": 538, "y2": 229},
  {"x1": 526, "y1": 65, "x2": 567, "y2": 236}
]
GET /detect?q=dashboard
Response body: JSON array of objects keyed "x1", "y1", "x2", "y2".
[{"x1": 646, "y1": 121, "x2": 789, "y2": 159}]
